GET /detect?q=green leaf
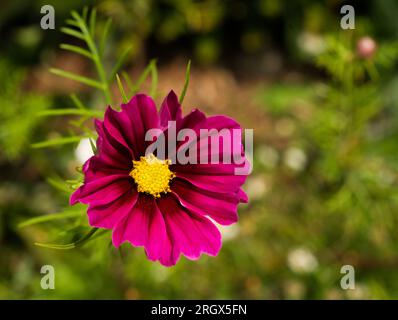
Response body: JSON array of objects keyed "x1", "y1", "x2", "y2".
[
  {"x1": 19, "y1": 210, "x2": 83, "y2": 228},
  {"x1": 70, "y1": 93, "x2": 86, "y2": 109},
  {"x1": 37, "y1": 109, "x2": 103, "y2": 117},
  {"x1": 71, "y1": 10, "x2": 82, "y2": 23},
  {"x1": 69, "y1": 10, "x2": 113, "y2": 105},
  {"x1": 150, "y1": 60, "x2": 158, "y2": 97},
  {"x1": 179, "y1": 60, "x2": 191, "y2": 104},
  {"x1": 60, "y1": 27, "x2": 85, "y2": 40},
  {"x1": 122, "y1": 71, "x2": 134, "y2": 93},
  {"x1": 31, "y1": 136, "x2": 85, "y2": 148},
  {"x1": 89, "y1": 8, "x2": 97, "y2": 37},
  {"x1": 116, "y1": 74, "x2": 128, "y2": 103},
  {"x1": 122, "y1": 59, "x2": 157, "y2": 96},
  {"x1": 82, "y1": 6, "x2": 89, "y2": 22},
  {"x1": 89, "y1": 138, "x2": 97, "y2": 154},
  {"x1": 65, "y1": 19, "x2": 79, "y2": 27},
  {"x1": 50, "y1": 68, "x2": 104, "y2": 90},
  {"x1": 108, "y1": 46, "x2": 133, "y2": 83},
  {"x1": 60, "y1": 43, "x2": 93, "y2": 59},
  {"x1": 47, "y1": 177, "x2": 71, "y2": 193},
  {"x1": 34, "y1": 228, "x2": 107, "y2": 250},
  {"x1": 99, "y1": 18, "x2": 112, "y2": 57}
]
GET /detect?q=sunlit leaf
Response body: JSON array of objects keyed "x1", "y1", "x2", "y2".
[
  {"x1": 108, "y1": 46, "x2": 133, "y2": 83},
  {"x1": 37, "y1": 109, "x2": 103, "y2": 117},
  {"x1": 31, "y1": 136, "x2": 86, "y2": 148},
  {"x1": 150, "y1": 60, "x2": 158, "y2": 97},
  {"x1": 60, "y1": 27, "x2": 85, "y2": 40},
  {"x1": 50, "y1": 68, "x2": 104, "y2": 90},
  {"x1": 34, "y1": 228, "x2": 108, "y2": 250},
  {"x1": 70, "y1": 93, "x2": 86, "y2": 109},
  {"x1": 179, "y1": 60, "x2": 191, "y2": 104},
  {"x1": 19, "y1": 210, "x2": 83, "y2": 228},
  {"x1": 60, "y1": 44, "x2": 93, "y2": 59},
  {"x1": 116, "y1": 74, "x2": 128, "y2": 103}
]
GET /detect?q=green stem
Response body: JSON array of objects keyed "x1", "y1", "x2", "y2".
[{"x1": 73, "y1": 12, "x2": 113, "y2": 106}]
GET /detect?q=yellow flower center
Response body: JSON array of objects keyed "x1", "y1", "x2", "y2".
[{"x1": 129, "y1": 153, "x2": 175, "y2": 198}]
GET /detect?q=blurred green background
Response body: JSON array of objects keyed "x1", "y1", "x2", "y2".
[{"x1": 1, "y1": 0, "x2": 398, "y2": 299}]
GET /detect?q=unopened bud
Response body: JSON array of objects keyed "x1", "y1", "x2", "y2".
[{"x1": 356, "y1": 36, "x2": 377, "y2": 59}]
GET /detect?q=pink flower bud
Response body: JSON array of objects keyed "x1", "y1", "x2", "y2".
[{"x1": 356, "y1": 36, "x2": 377, "y2": 59}]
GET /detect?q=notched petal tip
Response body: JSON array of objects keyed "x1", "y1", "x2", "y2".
[
  {"x1": 69, "y1": 188, "x2": 81, "y2": 206},
  {"x1": 238, "y1": 189, "x2": 249, "y2": 203},
  {"x1": 160, "y1": 90, "x2": 183, "y2": 126},
  {"x1": 121, "y1": 93, "x2": 156, "y2": 111}
]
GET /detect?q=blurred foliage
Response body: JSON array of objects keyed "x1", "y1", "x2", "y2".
[
  {"x1": 256, "y1": 30, "x2": 398, "y2": 298},
  {"x1": 1, "y1": 0, "x2": 398, "y2": 300},
  {"x1": 0, "y1": 60, "x2": 50, "y2": 160}
]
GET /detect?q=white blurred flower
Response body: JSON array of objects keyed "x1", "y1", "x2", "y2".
[
  {"x1": 297, "y1": 32, "x2": 326, "y2": 56},
  {"x1": 287, "y1": 247, "x2": 318, "y2": 274},
  {"x1": 75, "y1": 138, "x2": 94, "y2": 164},
  {"x1": 218, "y1": 223, "x2": 240, "y2": 241},
  {"x1": 208, "y1": 218, "x2": 240, "y2": 241},
  {"x1": 257, "y1": 145, "x2": 279, "y2": 169},
  {"x1": 284, "y1": 147, "x2": 307, "y2": 172},
  {"x1": 244, "y1": 176, "x2": 268, "y2": 200}
]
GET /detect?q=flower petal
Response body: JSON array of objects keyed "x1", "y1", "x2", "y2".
[
  {"x1": 167, "y1": 112, "x2": 249, "y2": 193},
  {"x1": 121, "y1": 94, "x2": 160, "y2": 157},
  {"x1": 82, "y1": 156, "x2": 130, "y2": 183},
  {"x1": 94, "y1": 119, "x2": 132, "y2": 169},
  {"x1": 87, "y1": 189, "x2": 138, "y2": 229},
  {"x1": 175, "y1": 172, "x2": 246, "y2": 193},
  {"x1": 70, "y1": 174, "x2": 132, "y2": 206},
  {"x1": 159, "y1": 90, "x2": 182, "y2": 127},
  {"x1": 103, "y1": 94, "x2": 160, "y2": 159},
  {"x1": 103, "y1": 107, "x2": 135, "y2": 158},
  {"x1": 171, "y1": 179, "x2": 240, "y2": 225},
  {"x1": 111, "y1": 195, "x2": 180, "y2": 265},
  {"x1": 157, "y1": 196, "x2": 222, "y2": 261},
  {"x1": 237, "y1": 188, "x2": 248, "y2": 203}
]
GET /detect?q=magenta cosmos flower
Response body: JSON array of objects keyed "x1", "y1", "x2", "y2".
[{"x1": 71, "y1": 91, "x2": 249, "y2": 266}]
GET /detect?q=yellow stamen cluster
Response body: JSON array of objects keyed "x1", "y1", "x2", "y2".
[{"x1": 129, "y1": 153, "x2": 175, "y2": 198}]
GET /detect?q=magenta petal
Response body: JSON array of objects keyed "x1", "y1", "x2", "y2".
[
  {"x1": 103, "y1": 107, "x2": 136, "y2": 158},
  {"x1": 175, "y1": 172, "x2": 246, "y2": 193},
  {"x1": 170, "y1": 112, "x2": 249, "y2": 184},
  {"x1": 121, "y1": 94, "x2": 160, "y2": 157},
  {"x1": 171, "y1": 179, "x2": 239, "y2": 225},
  {"x1": 88, "y1": 190, "x2": 138, "y2": 229},
  {"x1": 111, "y1": 196, "x2": 180, "y2": 265},
  {"x1": 111, "y1": 196, "x2": 158, "y2": 247},
  {"x1": 82, "y1": 156, "x2": 129, "y2": 183},
  {"x1": 159, "y1": 90, "x2": 182, "y2": 127},
  {"x1": 157, "y1": 196, "x2": 222, "y2": 260},
  {"x1": 102, "y1": 94, "x2": 160, "y2": 159},
  {"x1": 94, "y1": 119, "x2": 132, "y2": 169},
  {"x1": 70, "y1": 174, "x2": 131, "y2": 206},
  {"x1": 172, "y1": 163, "x2": 244, "y2": 175},
  {"x1": 237, "y1": 189, "x2": 248, "y2": 203}
]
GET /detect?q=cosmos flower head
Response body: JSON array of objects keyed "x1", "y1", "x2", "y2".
[{"x1": 70, "y1": 91, "x2": 249, "y2": 266}]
